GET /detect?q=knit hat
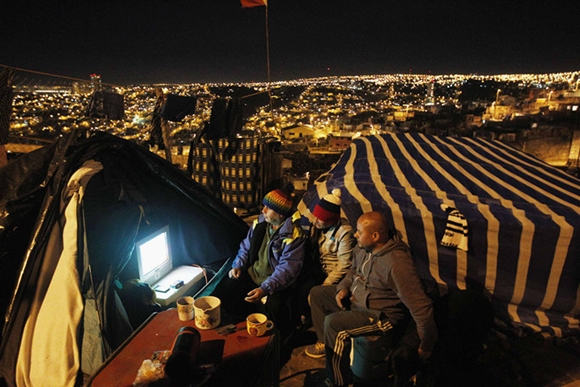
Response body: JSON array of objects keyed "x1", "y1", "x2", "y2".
[
  {"x1": 312, "y1": 188, "x2": 342, "y2": 222},
  {"x1": 262, "y1": 183, "x2": 294, "y2": 217}
]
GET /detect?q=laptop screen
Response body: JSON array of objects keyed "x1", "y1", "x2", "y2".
[{"x1": 136, "y1": 225, "x2": 173, "y2": 285}]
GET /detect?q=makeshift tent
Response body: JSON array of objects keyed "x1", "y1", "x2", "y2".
[
  {"x1": 0, "y1": 131, "x2": 248, "y2": 386},
  {"x1": 298, "y1": 133, "x2": 580, "y2": 337}
]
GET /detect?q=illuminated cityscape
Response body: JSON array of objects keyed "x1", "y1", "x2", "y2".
[
  {"x1": 6, "y1": 70, "x2": 580, "y2": 176},
  {"x1": 3, "y1": 69, "x2": 580, "y2": 387},
  {"x1": 2, "y1": 1, "x2": 580, "y2": 385}
]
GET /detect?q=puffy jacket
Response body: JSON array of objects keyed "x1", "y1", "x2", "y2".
[{"x1": 232, "y1": 211, "x2": 306, "y2": 295}]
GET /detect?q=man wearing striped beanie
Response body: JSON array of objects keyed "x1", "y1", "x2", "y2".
[
  {"x1": 262, "y1": 185, "x2": 294, "y2": 220},
  {"x1": 310, "y1": 189, "x2": 355, "y2": 286},
  {"x1": 297, "y1": 189, "x2": 356, "y2": 338},
  {"x1": 312, "y1": 188, "x2": 342, "y2": 224},
  {"x1": 212, "y1": 183, "x2": 306, "y2": 342}
]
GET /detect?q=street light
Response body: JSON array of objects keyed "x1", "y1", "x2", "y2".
[{"x1": 495, "y1": 89, "x2": 502, "y2": 104}]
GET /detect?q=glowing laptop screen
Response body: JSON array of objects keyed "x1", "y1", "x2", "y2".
[{"x1": 136, "y1": 225, "x2": 173, "y2": 285}]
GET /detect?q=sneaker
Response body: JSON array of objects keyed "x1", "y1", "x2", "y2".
[{"x1": 305, "y1": 342, "x2": 326, "y2": 358}]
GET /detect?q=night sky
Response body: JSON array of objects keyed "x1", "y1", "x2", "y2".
[{"x1": 2, "y1": 0, "x2": 579, "y2": 85}]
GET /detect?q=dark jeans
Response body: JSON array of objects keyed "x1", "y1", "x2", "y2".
[
  {"x1": 310, "y1": 285, "x2": 395, "y2": 387},
  {"x1": 293, "y1": 265, "x2": 326, "y2": 321},
  {"x1": 211, "y1": 269, "x2": 297, "y2": 339}
]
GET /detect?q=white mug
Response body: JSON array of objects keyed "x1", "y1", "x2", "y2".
[
  {"x1": 176, "y1": 296, "x2": 194, "y2": 321},
  {"x1": 246, "y1": 313, "x2": 274, "y2": 337},
  {"x1": 194, "y1": 296, "x2": 221, "y2": 330}
]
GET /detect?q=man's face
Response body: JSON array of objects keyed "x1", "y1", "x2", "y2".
[
  {"x1": 354, "y1": 219, "x2": 375, "y2": 250},
  {"x1": 262, "y1": 205, "x2": 284, "y2": 226},
  {"x1": 314, "y1": 218, "x2": 335, "y2": 230}
]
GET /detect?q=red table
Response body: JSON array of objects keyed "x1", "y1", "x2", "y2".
[{"x1": 88, "y1": 309, "x2": 279, "y2": 387}]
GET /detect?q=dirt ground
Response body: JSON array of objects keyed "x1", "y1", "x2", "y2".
[{"x1": 278, "y1": 326, "x2": 580, "y2": 387}]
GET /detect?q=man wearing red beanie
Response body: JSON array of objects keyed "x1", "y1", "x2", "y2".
[
  {"x1": 310, "y1": 189, "x2": 355, "y2": 286},
  {"x1": 295, "y1": 189, "x2": 356, "y2": 337}
]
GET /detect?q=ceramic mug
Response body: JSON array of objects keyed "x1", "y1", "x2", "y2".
[
  {"x1": 176, "y1": 296, "x2": 194, "y2": 321},
  {"x1": 246, "y1": 313, "x2": 274, "y2": 337},
  {"x1": 193, "y1": 296, "x2": 221, "y2": 329}
]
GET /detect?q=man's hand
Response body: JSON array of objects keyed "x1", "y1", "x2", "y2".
[
  {"x1": 229, "y1": 268, "x2": 241, "y2": 279},
  {"x1": 335, "y1": 289, "x2": 350, "y2": 310},
  {"x1": 245, "y1": 287, "x2": 265, "y2": 303}
]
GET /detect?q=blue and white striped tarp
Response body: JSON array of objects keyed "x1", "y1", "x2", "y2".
[{"x1": 297, "y1": 133, "x2": 580, "y2": 336}]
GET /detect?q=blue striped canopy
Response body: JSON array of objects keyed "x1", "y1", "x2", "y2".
[{"x1": 298, "y1": 133, "x2": 580, "y2": 337}]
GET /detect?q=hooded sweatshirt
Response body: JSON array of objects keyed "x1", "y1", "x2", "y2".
[{"x1": 336, "y1": 232, "x2": 437, "y2": 353}]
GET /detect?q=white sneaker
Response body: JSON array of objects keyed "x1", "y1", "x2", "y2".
[{"x1": 305, "y1": 342, "x2": 325, "y2": 358}]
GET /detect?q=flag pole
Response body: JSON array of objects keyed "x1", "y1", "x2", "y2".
[
  {"x1": 264, "y1": 2, "x2": 277, "y2": 135},
  {"x1": 241, "y1": 0, "x2": 275, "y2": 134},
  {"x1": 265, "y1": 2, "x2": 271, "y2": 87}
]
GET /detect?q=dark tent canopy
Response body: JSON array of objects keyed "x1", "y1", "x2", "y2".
[{"x1": 0, "y1": 131, "x2": 248, "y2": 386}]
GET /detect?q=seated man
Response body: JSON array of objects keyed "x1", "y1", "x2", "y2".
[
  {"x1": 295, "y1": 188, "x2": 355, "y2": 326},
  {"x1": 212, "y1": 184, "x2": 306, "y2": 340},
  {"x1": 306, "y1": 211, "x2": 437, "y2": 387},
  {"x1": 309, "y1": 188, "x2": 355, "y2": 286}
]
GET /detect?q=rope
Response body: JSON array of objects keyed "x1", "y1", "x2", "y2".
[{"x1": 0, "y1": 64, "x2": 121, "y2": 88}]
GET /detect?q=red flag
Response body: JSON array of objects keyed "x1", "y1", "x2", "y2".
[{"x1": 241, "y1": 0, "x2": 267, "y2": 8}]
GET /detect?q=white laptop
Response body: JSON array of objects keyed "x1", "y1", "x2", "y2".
[{"x1": 135, "y1": 225, "x2": 205, "y2": 306}]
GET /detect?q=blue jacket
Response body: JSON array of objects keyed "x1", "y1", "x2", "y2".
[{"x1": 232, "y1": 212, "x2": 306, "y2": 295}]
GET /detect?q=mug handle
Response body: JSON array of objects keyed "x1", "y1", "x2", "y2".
[{"x1": 266, "y1": 320, "x2": 274, "y2": 331}]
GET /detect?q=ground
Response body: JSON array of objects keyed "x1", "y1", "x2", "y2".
[{"x1": 278, "y1": 327, "x2": 580, "y2": 387}]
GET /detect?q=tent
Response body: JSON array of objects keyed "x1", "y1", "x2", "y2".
[
  {"x1": 298, "y1": 133, "x2": 580, "y2": 337},
  {"x1": 0, "y1": 131, "x2": 248, "y2": 386}
]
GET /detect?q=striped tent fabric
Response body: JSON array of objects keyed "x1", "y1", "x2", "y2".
[{"x1": 298, "y1": 133, "x2": 580, "y2": 337}]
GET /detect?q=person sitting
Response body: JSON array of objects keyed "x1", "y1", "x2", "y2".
[
  {"x1": 305, "y1": 211, "x2": 437, "y2": 387},
  {"x1": 295, "y1": 188, "x2": 355, "y2": 328},
  {"x1": 120, "y1": 279, "x2": 162, "y2": 330},
  {"x1": 211, "y1": 183, "x2": 306, "y2": 341}
]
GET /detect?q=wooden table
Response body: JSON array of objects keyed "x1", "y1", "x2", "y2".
[{"x1": 87, "y1": 309, "x2": 279, "y2": 387}]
